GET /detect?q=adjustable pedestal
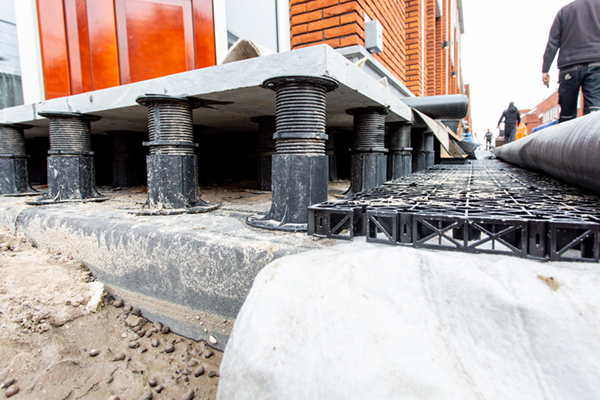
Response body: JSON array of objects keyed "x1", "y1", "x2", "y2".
[
  {"x1": 251, "y1": 116, "x2": 276, "y2": 192},
  {"x1": 347, "y1": 107, "x2": 389, "y2": 193},
  {"x1": 411, "y1": 128, "x2": 427, "y2": 173},
  {"x1": 108, "y1": 131, "x2": 146, "y2": 187},
  {"x1": 0, "y1": 123, "x2": 37, "y2": 196},
  {"x1": 247, "y1": 76, "x2": 338, "y2": 232},
  {"x1": 387, "y1": 122, "x2": 412, "y2": 181},
  {"x1": 28, "y1": 112, "x2": 106, "y2": 205},
  {"x1": 135, "y1": 94, "x2": 218, "y2": 215}
]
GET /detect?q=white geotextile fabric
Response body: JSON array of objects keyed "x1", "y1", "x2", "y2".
[{"x1": 217, "y1": 242, "x2": 600, "y2": 400}]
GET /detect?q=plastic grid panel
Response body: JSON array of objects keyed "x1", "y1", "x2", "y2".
[{"x1": 309, "y1": 159, "x2": 600, "y2": 262}]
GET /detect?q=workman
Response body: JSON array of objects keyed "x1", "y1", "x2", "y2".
[
  {"x1": 542, "y1": 0, "x2": 600, "y2": 122},
  {"x1": 515, "y1": 122, "x2": 528, "y2": 141},
  {"x1": 484, "y1": 129, "x2": 493, "y2": 150},
  {"x1": 497, "y1": 102, "x2": 521, "y2": 144}
]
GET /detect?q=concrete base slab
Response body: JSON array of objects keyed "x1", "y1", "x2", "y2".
[{"x1": 0, "y1": 188, "x2": 342, "y2": 350}]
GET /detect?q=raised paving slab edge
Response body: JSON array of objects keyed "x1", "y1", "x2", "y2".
[{"x1": 0, "y1": 199, "x2": 338, "y2": 350}]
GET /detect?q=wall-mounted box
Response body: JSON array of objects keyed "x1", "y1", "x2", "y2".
[{"x1": 365, "y1": 20, "x2": 383, "y2": 54}]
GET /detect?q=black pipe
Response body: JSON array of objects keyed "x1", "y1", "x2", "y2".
[
  {"x1": 494, "y1": 111, "x2": 600, "y2": 194},
  {"x1": 401, "y1": 94, "x2": 469, "y2": 120}
]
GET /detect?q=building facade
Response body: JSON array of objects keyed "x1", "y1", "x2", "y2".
[
  {"x1": 0, "y1": 0, "x2": 22, "y2": 109},
  {"x1": 522, "y1": 90, "x2": 583, "y2": 133},
  {"x1": 9, "y1": 0, "x2": 465, "y2": 106},
  {"x1": 289, "y1": 0, "x2": 465, "y2": 98}
]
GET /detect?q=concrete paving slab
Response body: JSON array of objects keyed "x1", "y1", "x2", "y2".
[{"x1": 0, "y1": 45, "x2": 413, "y2": 138}]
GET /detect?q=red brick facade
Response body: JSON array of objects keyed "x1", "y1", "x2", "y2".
[
  {"x1": 522, "y1": 91, "x2": 584, "y2": 133},
  {"x1": 289, "y1": 0, "x2": 463, "y2": 97},
  {"x1": 424, "y1": 0, "x2": 436, "y2": 96}
]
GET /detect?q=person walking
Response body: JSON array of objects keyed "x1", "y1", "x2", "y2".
[
  {"x1": 497, "y1": 102, "x2": 521, "y2": 144},
  {"x1": 542, "y1": 0, "x2": 600, "y2": 123},
  {"x1": 484, "y1": 129, "x2": 493, "y2": 150}
]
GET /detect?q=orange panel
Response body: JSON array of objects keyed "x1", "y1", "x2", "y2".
[
  {"x1": 86, "y1": 0, "x2": 121, "y2": 90},
  {"x1": 37, "y1": 0, "x2": 71, "y2": 99},
  {"x1": 64, "y1": 0, "x2": 93, "y2": 94},
  {"x1": 192, "y1": 0, "x2": 216, "y2": 68},
  {"x1": 115, "y1": 0, "x2": 195, "y2": 84}
]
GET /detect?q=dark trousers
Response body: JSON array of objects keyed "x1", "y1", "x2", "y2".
[
  {"x1": 558, "y1": 62, "x2": 600, "y2": 123},
  {"x1": 504, "y1": 124, "x2": 517, "y2": 143}
]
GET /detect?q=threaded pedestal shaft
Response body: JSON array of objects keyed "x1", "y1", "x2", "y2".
[
  {"x1": 387, "y1": 122, "x2": 412, "y2": 151},
  {"x1": 139, "y1": 96, "x2": 197, "y2": 155},
  {"x1": 350, "y1": 109, "x2": 388, "y2": 152},
  {"x1": 39, "y1": 112, "x2": 99, "y2": 155},
  {"x1": 0, "y1": 124, "x2": 28, "y2": 156},
  {"x1": 347, "y1": 107, "x2": 389, "y2": 193},
  {"x1": 273, "y1": 80, "x2": 329, "y2": 155}
]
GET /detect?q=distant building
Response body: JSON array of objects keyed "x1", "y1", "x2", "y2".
[
  {"x1": 0, "y1": 0, "x2": 22, "y2": 108},
  {"x1": 521, "y1": 90, "x2": 583, "y2": 132}
]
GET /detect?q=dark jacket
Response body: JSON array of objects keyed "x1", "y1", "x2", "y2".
[
  {"x1": 485, "y1": 131, "x2": 493, "y2": 141},
  {"x1": 498, "y1": 105, "x2": 521, "y2": 127},
  {"x1": 542, "y1": 0, "x2": 600, "y2": 72}
]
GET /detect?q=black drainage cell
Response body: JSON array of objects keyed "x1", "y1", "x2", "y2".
[{"x1": 308, "y1": 160, "x2": 600, "y2": 263}]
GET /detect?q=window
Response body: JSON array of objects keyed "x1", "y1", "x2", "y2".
[{"x1": 226, "y1": 0, "x2": 278, "y2": 51}]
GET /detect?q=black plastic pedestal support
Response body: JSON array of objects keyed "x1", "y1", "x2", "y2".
[
  {"x1": 326, "y1": 127, "x2": 340, "y2": 182},
  {"x1": 28, "y1": 112, "x2": 106, "y2": 205},
  {"x1": 0, "y1": 123, "x2": 37, "y2": 196},
  {"x1": 424, "y1": 132, "x2": 435, "y2": 169},
  {"x1": 386, "y1": 122, "x2": 412, "y2": 181},
  {"x1": 251, "y1": 116, "x2": 276, "y2": 191},
  {"x1": 347, "y1": 107, "x2": 389, "y2": 193},
  {"x1": 247, "y1": 76, "x2": 338, "y2": 232},
  {"x1": 135, "y1": 94, "x2": 219, "y2": 215},
  {"x1": 107, "y1": 130, "x2": 146, "y2": 187},
  {"x1": 411, "y1": 128, "x2": 428, "y2": 173}
]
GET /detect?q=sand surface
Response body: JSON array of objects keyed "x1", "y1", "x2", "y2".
[{"x1": 0, "y1": 229, "x2": 222, "y2": 400}]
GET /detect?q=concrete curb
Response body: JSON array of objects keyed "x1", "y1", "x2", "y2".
[{"x1": 0, "y1": 199, "x2": 335, "y2": 349}]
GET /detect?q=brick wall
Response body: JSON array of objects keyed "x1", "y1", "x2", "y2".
[
  {"x1": 289, "y1": 0, "x2": 461, "y2": 98},
  {"x1": 404, "y1": 0, "x2": 423, "y2": 96},
  {"x1": 524, "y1": 89, "x2": 584, "y2": 133},
  {"x1": 363, "y1": 0, "x2": 407, "y2": 85},
  {"x1": 436, "y1": 0, "x2": 448, "y2": 95},
  {"x1": 424, "y1": 0, "x2": 436, "y2": 96},
  {"x1": 290, "y1": 1, "x2": 365, "y2": 50},
  {"x1": 290, "y1": 0, "x2": 407, "y2": 87}
]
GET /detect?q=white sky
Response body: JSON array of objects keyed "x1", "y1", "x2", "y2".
[{"x1": 461, "y1": 0, "x2": 575, "y2": 139}]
